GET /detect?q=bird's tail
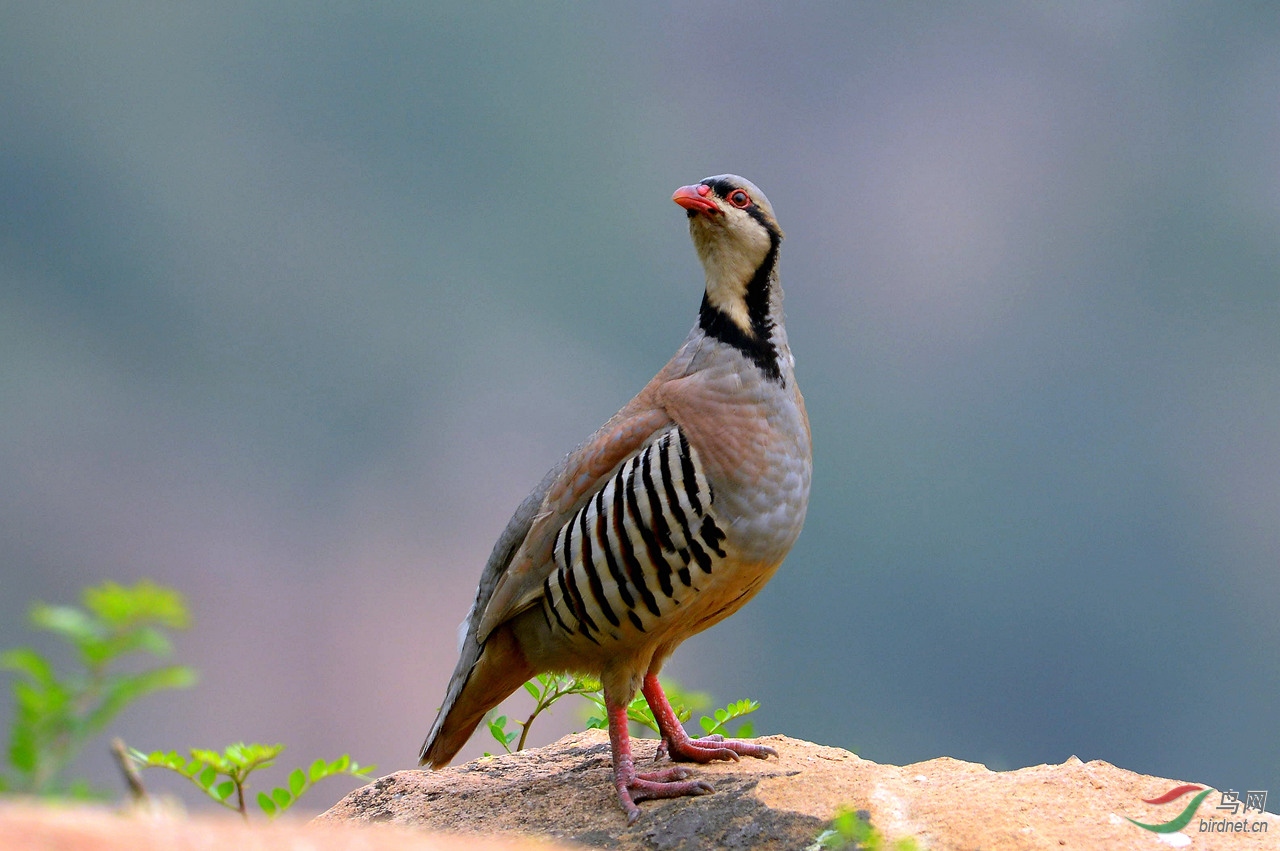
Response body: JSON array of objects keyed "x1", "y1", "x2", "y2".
[{"x1": 419, "y1": 622, "x2": 533, "y2": 768}]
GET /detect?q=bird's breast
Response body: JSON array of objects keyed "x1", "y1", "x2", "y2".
[{"x1": 662, "y1": 353, "x2": 812, "y2": 567}]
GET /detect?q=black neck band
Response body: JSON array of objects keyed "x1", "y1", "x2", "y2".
[{"x1": 697, "y1": 237, "x2": 783, "y2": 383}]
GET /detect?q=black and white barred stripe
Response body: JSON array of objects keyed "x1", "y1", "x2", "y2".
[{"x1": 541, "y1": 427, "x2": 728, "y2": 644}]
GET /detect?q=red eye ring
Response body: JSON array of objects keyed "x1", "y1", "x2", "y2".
[{"x1": 727, "y1": 189, "x2": 751, "y2": 209}]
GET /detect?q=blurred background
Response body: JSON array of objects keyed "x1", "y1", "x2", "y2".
[{"x1": 2, "y1": 3, "x2": 1277, "y2": 809}]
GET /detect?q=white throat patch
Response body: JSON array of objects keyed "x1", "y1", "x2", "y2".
[{"x1": 691, "y1": 209, "x2": 773, "y2": 337}]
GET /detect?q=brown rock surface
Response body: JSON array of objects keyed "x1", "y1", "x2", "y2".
[
  {"x1": 0, "y1": 800, "x2": 574, "y2": 851},
  {"x1": 318, "y1": 730, "x2": 1278, "y2": 850},
  {"x1": 3, "y1": 733, "x2": 1274, "y2": 850}
]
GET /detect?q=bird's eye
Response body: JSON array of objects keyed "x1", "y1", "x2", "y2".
[{"x1": 727, "y1": 189, "x2": 751, "y2": 208}]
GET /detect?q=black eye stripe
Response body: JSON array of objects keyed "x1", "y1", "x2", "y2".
[
  {"x1": 703, "y1": 178, "x2": 738, "y2": 200},
  {"x1": 701, "y1": 178, "x2": 778, "y2": 235}
]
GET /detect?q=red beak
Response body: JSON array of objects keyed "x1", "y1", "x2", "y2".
[{"x1": 672, "y1": 183, "x2": 719, "y2": 216}]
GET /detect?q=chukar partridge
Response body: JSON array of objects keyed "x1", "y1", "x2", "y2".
[{"x1": 419, "y1": 175, "x2": 811, "y2": 823}]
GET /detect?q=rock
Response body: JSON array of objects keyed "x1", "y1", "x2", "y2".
[
  {"x1": 317, "y1": 729, "x2": 1278, "y2": 850},
  {"x1": 0, "y1": 800, "x2": 574, "y2": 851}
]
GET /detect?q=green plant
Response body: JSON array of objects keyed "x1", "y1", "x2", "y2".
[
  {"x1": 484, "y1": 672, "x2": 601, "y2": 755},
  {"x1": 484, "y1": 673, "x2": 760, "y2": 754},
  {"x1": 697, "y1": 698, "x2": 760, "y2": 738},
  {"x1": 130, "y1": 742, "x2": 374, "y2": 820},
  {"x1": 0, "y1": 580, "x2": 197, "y2": 795},
  {"x1": 810, "y1": 807, "x2": 920, "y2": 851}
]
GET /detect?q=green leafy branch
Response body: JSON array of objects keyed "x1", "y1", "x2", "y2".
[
  {"x1": 485, "y1": 672, "x2": 601, "y2": 755},
  {"x1": 0, "y1": 581, "x2": 196, "y2": 795},
  {"x1": 699, "y1": 699, "x2": 760, "y2": 738},
  {"x1": 129, "y1": 742, "x2": 374, "y2": 820}
]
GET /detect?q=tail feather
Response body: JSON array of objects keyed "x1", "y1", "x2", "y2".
[
  {"x1": 419, "y1": 622, "x2": 533, "y2": 768},
  {"x1": 421, "y1": 466, "x2": 559, "y2": 767}
]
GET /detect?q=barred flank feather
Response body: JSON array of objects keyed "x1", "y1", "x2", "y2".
[{"x1": 542, "y1": 428, "x2": 728, "y2": 644}]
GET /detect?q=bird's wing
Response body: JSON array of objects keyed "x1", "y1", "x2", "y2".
[
  {"x1": 475, "y1": 401, "x2": 674, "y2": 643},
  {"x1": 421, "y1": 376, "x2": 674, "y2": 767}
]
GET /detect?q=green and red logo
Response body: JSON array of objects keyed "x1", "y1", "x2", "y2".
[
  {"x1": 1128, "y1": 784, "x2": 1270, "y2": 835},
  {"x1": 1127, "y1": 784, "x2": 1212, "y2": 833}
]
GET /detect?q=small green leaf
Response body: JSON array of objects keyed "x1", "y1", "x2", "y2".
[
  {"x1": 196, "y1": 765, "x2": 217, "y2": 790},
  {"x1": 211, "y1": 780, "x2": 236, "y2": 802},
  {"x1": 9, "y1": 727, "x2": 37, "y2": 773},
  {"x1": 257, "y1": 792, "x2": 277, "y2": 817},
  {"x1": 0, "y1": 648, "x2": 56, "y2": 685},
  {"x1": 487, "y1": 718, "x2": 513, "y2": 752},
  {"x1": 309, "y1": 758, "x2": 328, "y2": 782},
  {"x1": 330, "y1": 754, "x2": 350, "y2": 773},
  {"x1": 699, "y1": 716, "x2": 715, "y2": 734},
  {"x1": 288, "y1": 768, "x2": 306, "y2": 796},
  {"x1": 271, "y1": 787, "x2": 292, "y2": 809},
  {"x1": 12, "y1": 679, "x2": 55, "y2": 717},
  {"x1": 523, "y1": 681, "x2": 541, "y2": 699},
  {"x1": 191, "y1": 749, "x2": 228, "y2": 771},
  {"x1": 84, "y1": 580, "x2": 190, "y2": 630},
  {"x1": 28, "y1": 603, "x2": 103, "y2": 645}
]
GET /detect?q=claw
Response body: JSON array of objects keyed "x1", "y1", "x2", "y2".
[
  {"x1": 637, "y1": 766, "x2": 694, "y2": 783},
  {"x1": 615, "y1": 755, "x2": 715, "y2": 824},
  {"x1": 641, "y1": 674, "x2": 778, "y2": 765},
  {"x1": 629, "y1": 774, "x2": 715, "y2": 803},
  {"x1": 667, "y1": 735, "x2": 775, "y2": 763},
  {"x1": 608, "y1": 693, "x2": 718, "y2": 824},
  {"x1": 609, "y1": 676, "x2": 780, "y2": 822}
]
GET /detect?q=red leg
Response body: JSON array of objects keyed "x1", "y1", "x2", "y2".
[
  {"x1": 606, "y1": 690, "x2": 712, "y2": 824},
  {"x1": 642, "y1": 673, "x2": 777, "y2": 763}
]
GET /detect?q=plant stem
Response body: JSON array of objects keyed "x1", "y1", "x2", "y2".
[
  {"x1": 516, "y1": 704, "x2": 542, "y2": 751},
  {"x1": 110, "y1": 738, "x2": 149, "y2": 804},
  {"x1": 516, "y1": 678, "x2": 576, "y2": 751}
]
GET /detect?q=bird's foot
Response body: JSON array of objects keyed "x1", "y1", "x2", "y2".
[
  {"x1": 658, "y1": 732, "x2": 777, "y2": 764},
  {"x1": 615, "y1": 762, "x2": 713, "y2": 825}
]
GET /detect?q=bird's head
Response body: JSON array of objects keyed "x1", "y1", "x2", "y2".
[{"x1": 673, "y1": 174, "x2": 783, "y2": 341}]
